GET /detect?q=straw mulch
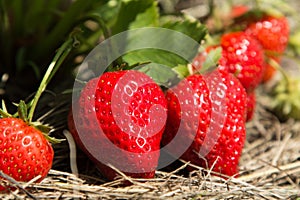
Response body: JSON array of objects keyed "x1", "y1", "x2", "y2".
[{"x1": 1, "y1": 86, "x2": 299, "y2": 200}]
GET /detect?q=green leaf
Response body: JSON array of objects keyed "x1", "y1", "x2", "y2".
[
  {"x1": 120, "y1": 25, "x2": 203, "y2": 69},
  {"x1": 129, "y1": 1, "x2": 159, "y2": 29},
  {"x1": 122, "y1": 15, "x2": 207, "y2": 69},
  {"x1": 160, "y1": 15, "x2": 207, "y2": 43},
  {"x1": 200, "y1": 47, "x2": 222, "y2": 73},
  {"x1": 122, "y1": 49, "x2": 188, "y2": 68},
  {"x1": 135, "y1": 63, "x2": 181, "y2": 87},
  {"x1": 111, "y1": 0, "x2": 158, "y2": 35}
]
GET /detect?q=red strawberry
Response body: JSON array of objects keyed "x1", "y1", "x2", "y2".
[
  {"x1": 220, "y1": 31, "x2": 265, "y2": 92},
  {"x1": 69, "y1": 70, "x2": 167, "y2": 180},
  {"x1": 0, "y1": 118, "x2": 54, "y2": 191},
  {"x1": 245, "y1": 15, "x2": 289, "y2": 82},
  {"x1": 246, "y1": 91, "x2": 256, "y2": 122},
  {"x1": 162, "y1": 69, "x2": 247, "y2": 177}
]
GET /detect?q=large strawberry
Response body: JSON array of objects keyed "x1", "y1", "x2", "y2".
[
  {"x1": 69, "y1": 70, "x2": 167, "y2": 180},
  {"x1": 220, "y1": 31, "x2": 265, "y2": 92},
  {"x1": 162, "y1": 68, "x2": 247, "y2": 177},
  {"x1": 0, "y1": 117, "x2": 54, "y2": 191},
  {"x1": 245, "y1": 15, "x2": 289, "y2": 82}
]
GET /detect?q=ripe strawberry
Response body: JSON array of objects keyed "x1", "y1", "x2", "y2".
[
  {"x1": 69, "y1": 70, "x2": 167, "y2": 180},
  {"x1": 220, "y1": 31, "x2": 265, "y2": 92},
  {"x1": 245, "y1": 15, "x2": 289, "y2": 82},
  {"x1": 246, "y1": 91, "x2": 256, "y2": 122},
  {"x1": 162, "y1": 69, "x2": 247, "y2": 177},
  {"x1": 0, "y1": 118, "x2": 54, "y2": 191}
]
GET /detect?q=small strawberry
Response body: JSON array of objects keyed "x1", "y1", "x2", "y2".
[
  {"x1": 0, "y1": 36, "x2": 74, "y2": 191},
  {"x1": 162, "y1": 68, "x2": 247, "y2": 177},
  {"x1": 246, "y1": 91, "x2": 256, "y2": 122},
  {"x1": 220, "y1": 31, "x2": 265, "y2": 92},
  {"x1": 245, "y1": 15, "x2": 289, "y2": 82},
  {"x1": 0, "y1": 117, "x2": 54, "y2": 191},
  {"x1": 69, "y1": 70, "x2": 167, "y2": 180}
]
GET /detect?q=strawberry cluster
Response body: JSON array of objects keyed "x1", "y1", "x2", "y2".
[
  {"x1": 193, "y1": 6, "x2": 289, "y2": 121},
  {"x1": 65, "y1": 5, "x2": 290, "y2": 182}
]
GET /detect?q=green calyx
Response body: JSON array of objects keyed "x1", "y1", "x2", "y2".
[
  {"x1": 270, "y1": 77, "x2": 300, "y2": 121},
  {"x1": 267, "y1": 58, "x2": 300, "y2": 121}
]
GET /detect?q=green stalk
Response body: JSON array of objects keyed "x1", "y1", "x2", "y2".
[
  {"x1": 268, "y1": 57, "x2": 291, "y2": 90},
  {"x1": 28, "y1": 36, "x2": 74, "y2": 123},
  {"x1": 81, "y1": 13, "x2": 111, "y2": 39}
]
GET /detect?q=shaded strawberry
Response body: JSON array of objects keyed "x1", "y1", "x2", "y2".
[{"x1": 69, "y1": 70, "x2": 167, "y2": 180}]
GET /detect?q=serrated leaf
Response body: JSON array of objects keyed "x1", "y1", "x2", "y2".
[
  {"x1": 129, "y1": 1, "x2": 159, "y2": 29},
  {"x1": 111, "y1": 0, "x2": 158, "y2": 35},
  {"x1": 160, "y1": 15, "x2": 207, "y2": 43},
  {"x1": 135, "y1": 63, "x2": 181, "y2": 88},
  {"x1": 120, "y1": 27, "x2": 201, "y2": 69},
  {"x1": 122, "y1": 49, "x2": 188, "y2": 68}
]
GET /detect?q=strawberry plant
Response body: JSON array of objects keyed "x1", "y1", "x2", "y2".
[{"x1": 0, "y1": 34, "x2": 76, "y2": 191}]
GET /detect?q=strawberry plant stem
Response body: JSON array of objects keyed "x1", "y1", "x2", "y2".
[
  {"x1": 28, "y1": 37, "x2": 74, "y2": 123},
  {"x1": 268, "y1": 57, "x2": 292, "y2": 91}
]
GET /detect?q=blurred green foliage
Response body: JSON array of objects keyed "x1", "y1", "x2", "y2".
[{"x1": 0, "y1": 0, "x2": 207, "y2": 105}]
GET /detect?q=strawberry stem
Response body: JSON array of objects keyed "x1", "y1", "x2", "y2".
[
  {"x1": 267, "y1": 57, "x2": 292, "y2": 91},
  {"x1": 28, "y1": 36, "x2": 75, "y2": 123}
]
